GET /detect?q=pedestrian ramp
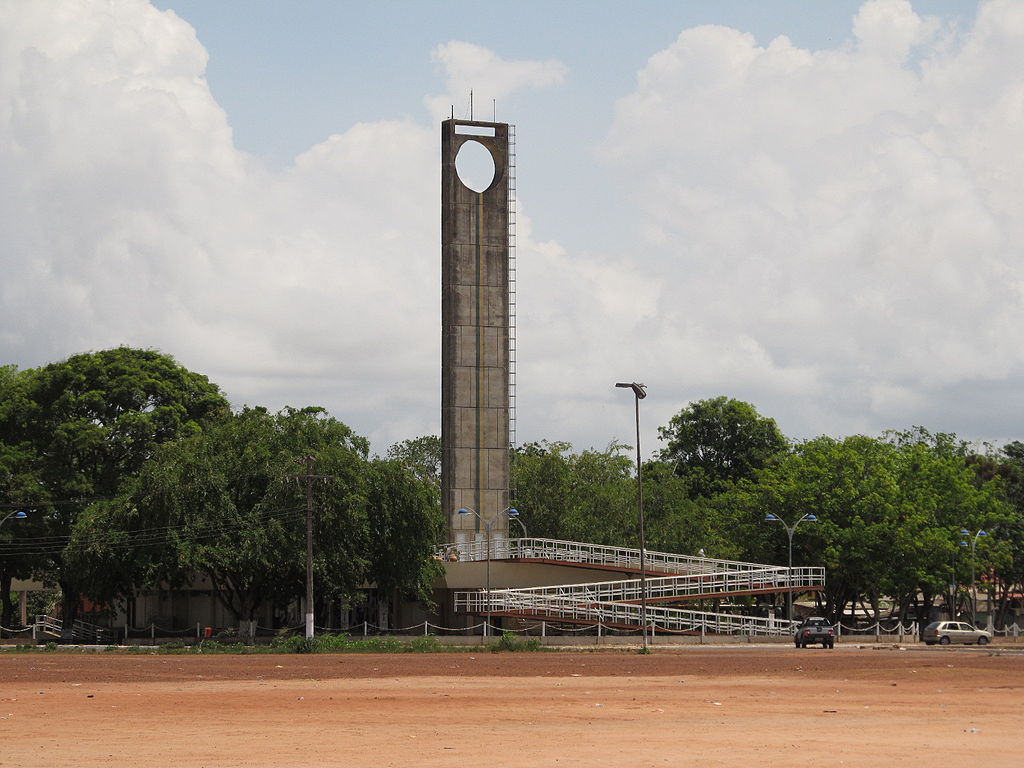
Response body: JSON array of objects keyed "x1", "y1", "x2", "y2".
[{"x1": 445, "y1": 538, "x2": 824, "y2": 636}]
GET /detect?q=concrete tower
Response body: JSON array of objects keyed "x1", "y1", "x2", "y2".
[{"x1": 441, "y1": 119, "x2": 511, "y2": 544}]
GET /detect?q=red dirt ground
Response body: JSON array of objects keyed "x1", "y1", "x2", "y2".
[{"x1": 2, "y1": 645, "x2": 1022, "y2": 766}]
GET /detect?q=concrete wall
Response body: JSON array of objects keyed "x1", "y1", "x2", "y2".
[
  {"x1": 441, "y1": 560, "x2": 634, "y2": 590},
  {"x1": 441, "y1": 119, "x2": 511, "y2": 543}
]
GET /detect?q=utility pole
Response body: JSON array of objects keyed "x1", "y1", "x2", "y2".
[{"x1": 288, "y1": 456, "x2": 332, "y2": 640}]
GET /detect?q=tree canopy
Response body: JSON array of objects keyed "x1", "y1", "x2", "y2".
[
  {"x1": 70, "y1": 407, "x2": 441, "y2": 641},
  {"x1": 5, "y1": 350, "x2": 1024, "y2": 636},
  {"x1": 0, "y1": 348, "x2": 229, "y2": 635},
  {"x1": 659, "y1": 396, "x2": 787, "y2": 497}
]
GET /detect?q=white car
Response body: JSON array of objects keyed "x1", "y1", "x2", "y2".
[{"x1": 923, "y1": 621, "x2": 992, "y2": 645}]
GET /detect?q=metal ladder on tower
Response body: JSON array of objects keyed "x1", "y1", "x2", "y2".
[{"x1": 507, "y1": 125, "x2": 517, "y2": 455}]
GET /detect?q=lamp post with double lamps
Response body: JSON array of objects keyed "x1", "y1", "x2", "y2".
[
  {"x1": 458, "y1": 507, "x2": 493, "y2": 636},
  {"x1": 615, "y1": 381, "x2": 648, "y2": 649},
  {"x1": 960, "y1": 529, "x2": 988, "y2": 625},
  {"x1": 764, "y1": 513, "x2": 817, "y2": 622},
  {"x1": 0, "y1": 510, "x2": 28, "y2": 528}
]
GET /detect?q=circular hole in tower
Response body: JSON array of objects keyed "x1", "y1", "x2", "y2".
[{"x1": 455, "y1": 140, "x2": 496, "y2": 193}]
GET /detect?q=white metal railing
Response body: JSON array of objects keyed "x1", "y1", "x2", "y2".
[
  {"x1": 505, "y1": 566, "x2": 823, "y2": 604},
  {"x1": 33, "y1": 614, "x2": 117, "y2": 644},
  {"x1": 438, "y1": 537, "x2": 773, "y2": 574},
  {"x1": 444, "y1": 538, "x2": 825, "y2": 636},
  {"x1": 454, "y1": 590, "x2": 797, "y2": 635}
]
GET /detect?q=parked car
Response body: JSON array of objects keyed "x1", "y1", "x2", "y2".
[
  {"x1": 794, "y1": 617, "x2": 835, "y2": 648},
  {"x1": 923, "y1": 621, "x2": 992, "y2": 645}
]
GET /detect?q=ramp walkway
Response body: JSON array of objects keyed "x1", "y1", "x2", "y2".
[{"x1": 446, "y1": 538, "x2": 824, "y2": 636}]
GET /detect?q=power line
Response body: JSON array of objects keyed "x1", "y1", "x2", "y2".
[
  {"x1": 0, "y1": 505, "x2": 307, "y2": 557},
  {"x1": 0, "y1": 498, "x2": 112, "y2": 509}
]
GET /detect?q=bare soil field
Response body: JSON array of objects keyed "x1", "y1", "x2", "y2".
[{"x1": 1, "y1": 645, "x2": 1022, "y2": 767}]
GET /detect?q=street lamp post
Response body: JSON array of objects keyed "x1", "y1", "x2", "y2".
[
  {"x1": 0, "y1": 510, "x2": 28, "y2": 528},
  {"x1": 764, "y1": 513, "x2": 817, "y2": 622},
  {"x1": 458, "y1": 507, "x2": 492, "y2": 636},
  {"x1": 960, "y1": 529, "x2": 988, "y2": 625},
  {"x1": 616, "y1": 381, "x2": 648, "y2": 649}
]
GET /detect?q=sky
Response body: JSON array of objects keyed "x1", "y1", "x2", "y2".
[{"x1": 3, "y1": 0, "x2": 1022, "y2": 460}]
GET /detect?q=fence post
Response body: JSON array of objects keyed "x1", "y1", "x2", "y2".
[
  {"x1": 196, "y1": 622, "x2": 200, "y2": 640},
  {"x1": 597, "y1": 620, "x2": 602, "y2": 639},
  {"x1": 541, "y1": 621, "x2": 546, "y2": 638},
  {"x1": 875, "y1": 622, "x2": 880, "y2": 642},
  {"x1": 150, "y1": 623, "x2": 155, "y2": 644},
  {"x1": 423, "y1": 621, "x2": 428, "y2": 636},
  {"x1": 700, "y1": 621, "x2": 705, "y2": 645}
]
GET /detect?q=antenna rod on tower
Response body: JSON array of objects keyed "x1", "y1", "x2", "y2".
[{"x1": 470, "y1": 89, "x2": 473, "y2": 120}]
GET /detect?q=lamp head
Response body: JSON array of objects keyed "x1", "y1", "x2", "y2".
[
  {"x1": 457, "y1": 508, "x2": 472, "y2": 516},
  {"x1": 805, "y1": 514, "x2": 818, "y2": 522},
  {"x1": 506, "y1": 508, "x2": 519, "y2": 517},
  {"x1": 959, "y1": 540, "x2": 969, "y2": 547},
  {"x1": 765, "y1": 513, "x2": 779, "y2": 521},
  {"x1": 960, "y1": 529, "x2": 970, "y2": 536},
  {"x1": 978, "y1": 530, "x2": 988, "y2": 537},
  {"x1": 615, "y1": 381, "x2": 647, "y2": 399},
  {"x1": 14, "y1": 511, "x2": 27, "y2": 519}
]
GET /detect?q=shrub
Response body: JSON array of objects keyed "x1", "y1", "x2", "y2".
[
  {"x1": 408, "y1": 635, "x2": 441, "y2": 653},
  {"x1": 489, "y1": 631, "x2": 542, "y2": 653}
]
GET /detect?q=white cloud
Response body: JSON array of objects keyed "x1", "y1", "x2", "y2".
[
  {"x1": 588, "y1": 0, "x2": 1024, "y2": 443},
  {"x1": 2, "y1": 0, "x2": 1022, "y2": 460},
  {"x1": 853, "y1": 0, "x2": 940, "y2": 60},
  {"x1": 0, "y1": 1, "x2": 572, "y2": 452},
  {"x1": 424, "y1": 41, "x2": 566, "y2": 120},
  {"x1": 0, "y1": 0, "x2": 440, "y2": 448}
]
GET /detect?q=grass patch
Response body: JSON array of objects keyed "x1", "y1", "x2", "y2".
[
  {"x1": 2, "y1": 632, "x2": 549, "y2": 655},
  {"x1": 267, "y1": 632, "x2": 442, "y2": 654},
  {"x1": 488, "y1": 631, "x2": 543, "y2": 653}
]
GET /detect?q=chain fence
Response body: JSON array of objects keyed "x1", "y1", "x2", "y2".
[{"x1": 6, "y1": 615, "x2": 1023, "y2": 645}]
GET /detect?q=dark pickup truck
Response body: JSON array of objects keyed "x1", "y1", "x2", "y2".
[{"x1": 794, "y1": 617, "x2": 835, "y2": 648}]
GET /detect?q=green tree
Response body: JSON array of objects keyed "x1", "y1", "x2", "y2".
[
  {"x1": 883, "y1": 429, "x2": 1010, "y2": 625},
  {"x1": 723, "y1": 435, "x2": 898, "y2": 621},
  {"x1": 640, "y1": 462, "x2": 720, "y2": 557},
  {"x1": 509, "y1": 441, "x2": 575, "y2": 540},
  {"x1": 386, "y1": 435, "x2": 442, "y2": 489},
  {"x1": 1, "y1": 364, "x2": 36, "y2": 632},
  {"x1": 74, "y1": 407, "x2": 444, "y2": 640},
  {"x1": 511, "y1": 440, "x2": 664, "y2": 549},
  {"x1": 364, "y1": 457, "x2": 443, "y2": 625},
  {"x1": 658, "y1": 396, "x2": 787, "y2": 498},
  {"x1": 732, "y1": 430, "x2": 1012, "y2": 625},
  {"x1": 73, "y1": 407, "x2": 368, "y2": 642},
  {"x1": 511, "y1": 440, "x2": 726, "y2": 555},
  {"x1": 0, "y1": 348, "x2": 228, "y2": 637}
]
